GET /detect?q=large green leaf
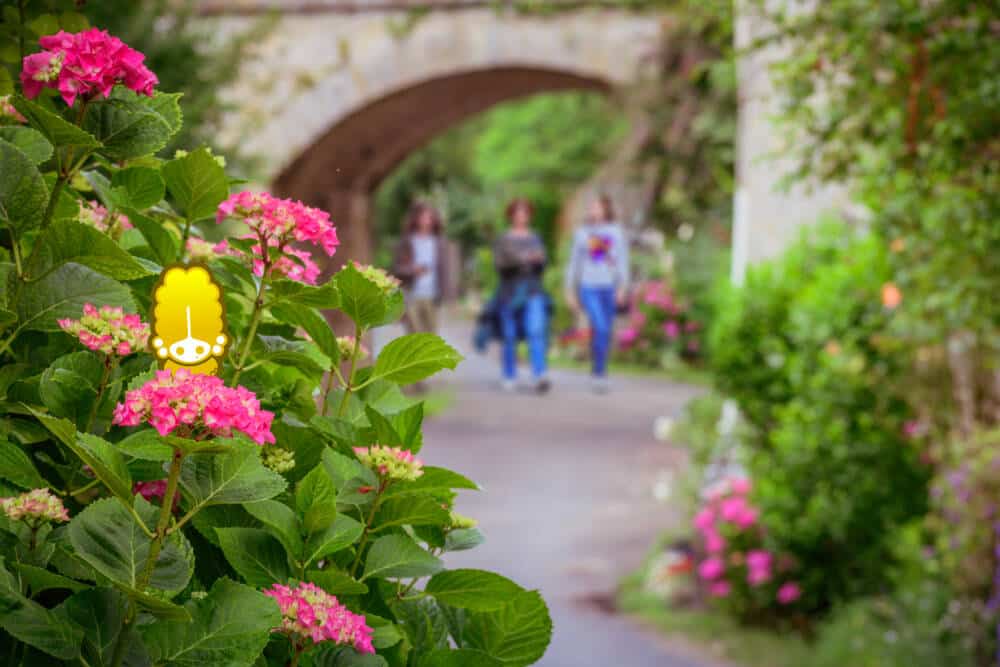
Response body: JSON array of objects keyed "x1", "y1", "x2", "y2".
[
  {"x1": 30, "y1": 410, "x2": 133, "y2": 503},
  {"x1": 62, "y1": 587, "x2": 155, "y2": 665},
  {"x1": 303, "y1": 514, "x2": 363, "y2": 567},
  {"x1": 269, "y1": 279, "x2": 340, "y2": 309},
  {"x1": 0, "y1": 126, "x2": 52, "y2": 164},
  {"x1": 0, "y1": 439, "x2": 46, "y2": 489},
  {"x1": 244, "y1": 499, "x2": 303, "y2": 558},
  {"x1": 16, "y1": 262, "x2": 135, "y2": 332},
  {"x1": 111, "y1": 165, "x2": 165, "y2": 210},
  {"x1": 0, "y1": 138, "x2": 48, "y2": 233},
  {"x1": 28, "y1": 217, "x2": 153, "y2": 280},
  {"x1": 126, "y1": 208, "x2": 178, "y2": 266},
  {"x1": 394, "y1": 597, "x2": 450, "y2": 653},
  {"x1": 305, "y1": 568, "x2": 368, "y2": 596},
  {"x1": 385, "y1": 466, "x2": 479, "y2": 497},
  {"x1": 215, "y1": 527, "x2": 290, "y2": 587},
  {"x1": 141, "y1": 578, "x2": 280, "y2": 666},
  {"x1": 270, "y1": 302, "x2": 340, "y2": 363},
  {"x1": 461, "y1": 590, "x2": 552, "y2": 666},
  {"x1": 419, "y1": 649, "x2": 503, "y2": 667},
  {"x1": 161, "y1": 147, "x2": 228, "y2": 222},
  {"x1": 335, "y1": 263, "x2": 391, "y2": 329},
  {"x1": 13, "y1": 563, "x2": 88, "y2": 595},
  {"x1": 11, "y1": 95, "x2": 100, "y2": 151},
  {"x1": 374, "y1": 496, "x2": 450, "y2": 532},
  {"x1": 83, "y1": 89, "x2": 176, "y2": 161},
  {"x1": 0, "y1": 561, "x2": 82, "y2": 660},
  {"x1": 371, "y1": 333, "x2": 463, "y2": 385},
  {"x1": 68, "y1": 497, "x2": 193, "y2": 595},
  {"x1": 178, "y1": 440, "x2": 287, "y2": 512},
  {"x1": 425, "y1": 570, "x2": 524, "y2": 612},
  {"x1": 38, "y1": 350, "x2": 102, "y2": 424},
  {"x1": 362, "y1": 534, "x2": 442, "y2": 581},
  {"x1": 295, "y1": 463, "x2": 340, "y2": 534}
]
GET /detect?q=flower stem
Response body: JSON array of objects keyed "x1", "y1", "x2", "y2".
[
  {"x1": 136, "y1": 449, "x2": 184, "y2": 591},
  {"x1": 336, "y1": 323, "x2": 364, "y2": 417},
  {"x1": 349, "y1": 479, "x2": 386, "y2": 577},
  {"x1": 231, "y1": 275, "x2": 267, "y2": 387},
  {"x1": 85, "y1": 355, "x2": 116, "y2": 434}
]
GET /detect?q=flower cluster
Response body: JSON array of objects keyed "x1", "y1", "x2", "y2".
[
  {"x1": 0, "y1": 95, "x2": 25, "y2": 124},
  {"x1": 185, "y1": 237, "x2": 232, "y2": 262},
  {"x1": 113, "y1": 369, "x2": 276, "y2": 445},
  {"x1": 21, "y1": 28, "x2": 157, "y2": 107},
  {"x1": 693, "y1": 476, "x2": 801, "y2": 605},
  {"x1": 58, "y1": 303, "x2": 149, "y2": 356},
  {"x1": 352, "y1": 262, "x2": 401, "y2": 295},
  {"x1": 337, "y1": 336, "x2": 369, "y2": 362},
  {"x1": 263, "y1": 447, "x2": 295, "y2": 473},
  {"x1": 133, "y1": 479, "x2": 168, "y2": 502},
  {"x1": 1, "y1": 489, "x2": 69, "y2": 524},
  {"x1": 263, "y1": 582, "x2": 374, "y2": 654},
  {"x1": 449, "y1": 511, "x2": 478, "y2": 530},
  {"x1": 353, "y1": 445, "x2": 423, "y2": 482},
  {"x1": 216, "y1": 191, "x2": 339, "y2": 285},
  {"x1": 612, "y1": 280, "x2": 701, "y2": 364},
  {"x1": 78, "y1": 200, "x2": 132, "y2": 238}
]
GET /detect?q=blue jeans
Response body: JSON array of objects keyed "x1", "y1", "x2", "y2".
[
  {"x1": 499, "y1": 294, "x2": 549, "y2": 380},
  {"x1": 579, "y1": 286, "x2": 616, "y2": 377}
]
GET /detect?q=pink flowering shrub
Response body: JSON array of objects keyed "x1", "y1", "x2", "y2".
[
  {"x1": 264, "y1": 582, "x2": 375, "y2": 655},
  {"x1": 58, "y1": 303, "x2": 149, "y2": 357},
  {"x1": 692, "y1": 476, "x2": 802, "y2": 616},
  {"x1": 20, "y1": 28, "x2": 157, "y2": 106},
  {"x1": 216, "y1": 191, "x2": 339, "y2": 285},
  {"x1": 615, "y1": 279, "x2": 702, "y2": 366},
  {"x1": 112, "y1": 369, "x2": 275, "y2": 444}
]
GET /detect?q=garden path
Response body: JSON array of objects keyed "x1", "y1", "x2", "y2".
[{"x1": 376, "y1": 317, "x2": 718, "y2": 667}]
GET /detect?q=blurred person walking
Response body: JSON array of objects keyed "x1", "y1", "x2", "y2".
[
  {"x1": 493, "y1": 198, "x2": 551, "y2": 394},
  {"x1": 565, "y1": 194, "x2": 630, "y2": 393},
  {"x1": 392, "y1": 201, "x2": 451, "y2": 336}
]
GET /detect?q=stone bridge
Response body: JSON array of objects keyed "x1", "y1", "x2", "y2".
[{"x1": 208, "y1": 1, "x2": 847, "y2": 276}]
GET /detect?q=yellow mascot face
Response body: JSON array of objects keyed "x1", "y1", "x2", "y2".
[{"x1": 150, "y1": 266, "x2": 228, "y2": 375}]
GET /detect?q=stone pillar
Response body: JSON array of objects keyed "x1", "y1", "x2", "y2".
[{"x1": 731, "y1": 2, "x2": 850, "y2": 284}]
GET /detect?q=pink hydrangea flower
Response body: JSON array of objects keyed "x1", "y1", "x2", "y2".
[
  {"x1": 0, "y1": 95, "x2": 26, "y2": 124},
  {"x1": 777, "y1": 581, "x2": 802, "y2": 604},
  {"x1": 729, "y1": 477, "x2": 752, "y2": 495},
  {"x1": 708, "y1": 580, "x2": 731, "y2": 598},
  {"x1": 746, "y1": 550, "x2": 773, "y2": 586},
  {"x1": 58, "y1": 303, "x2": 149, "y2": 357},
  {"x1": 697, "y1": 556, "x2": 725, "y2": 581},
  {"x1": 21, "y1": 28, "x2": 157, "y2": 106},
  {"x1": 663, "y1": 320, "x2": 680, "y2": 339},
  {"x1": 216, "y1": 191, "x2": 339, "y2": 285},
  {"x1": 693, "y1": 507, "x2": 715, "y2": 532},
  {"x1": 1, "y1": 488, "x2": 69, "y2": 523},
  {"x1": 186, "y1": 237, "x2": 233, "y2": 262},
  {"x1": 113, "y1": 369, "x2": 275, "y2": 445},
  {"x1": 617, "y1": 327, "x2": 639, "y2": 348},
  {"x1": 704, "y1": 529, "x2": 726, "y2": 554},
  {"x1": 263, "y1": 582, "x2": 374, "y2": 654},
  {"x1": 353, "y1": 445, "x2": 423, "y2": 481},
  {"x1": 78, "y1": 200, "x2": 132, "y2": 237},
  {"x1": 133, "y1": 479, "x2": 167, "y2": 502}
]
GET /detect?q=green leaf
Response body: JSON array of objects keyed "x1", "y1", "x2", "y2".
[
  {"x1": 142, "y1": 578, "x2": 280, "y2": 666},
  {"x1": 58, "y1": 11, "x2": 90, "y2": 32},
  {"x1": 269, "y1": 279, "x2": 340, "y2": 309},
  {"x1": 178, "y1": 440, "x2": 287, "y2": 513},
  {"x1": 13, "y1": 562, "x2": 89, "y2": 595},
  {"x1": 115, "y1": 429, "x2": 173, "y2": 461},
  {"x1": 38, "y1": 350, "x2": 102, "y2": 424},
  {"x1": 425, "y1": 570, "x2": 523, "y2": 612},
  {"x1": 0, "y1": 137, "x2": 48, "y2": 233},
  {"x1": 371, "y1": 333, "x2": 463, "y2": 385},
  {"x1": 386, "y1": 466, "x2": 479, "y2": 497},
  {"x1": 63, "y1": 587, "x2": 141, "y2": 666},
  {"x1": 146, "y1": 91, "x2": 183, "y2": 137},
  {"x1": 362, "y1": 534, "x2": 442, "y2": 581},
  {"x1": 0, "y1": 439, "x2": 46, "y2": 489},
  {"x1": 126, "y1": 208, "x2": 178, "y2": 266},
  {"x1": 16, "y1": 262, "x2": 135, "y2": 331},
  {"x1": 68, "y1": 497, "x2": 193, "y2": 596},
  {"x1": 335, "y1": 263, "x2": 390, "y2": 328},
  {"x1": 0, "y1": 126, "x2": 52, "y2": 164},
  {"x1": 216, "y1": 527, "x2": 290, "y2": 587},
  {"x1": 312, "y1": 647, "x2": 389, "y2": 666},
  {"x1": 419, "y1": 649, "x2": 503, "y2": 667},
  {"x1": 11, "y1": 96, "x2": 100, "y2": 151},
  {"x1": 305, "y1": 568, "x2": 368, "y2": 596},
  {"x1": 270, "y1": 302, "x2": 340, "y2": 363},
  {"x1": 0, "y1": 562, "x2": 82, "y2": 660},
  {"x1": 161, "y1": 147, "x2": 228, "y2": 221},
  {"x1": 295, "y1": 463, "x2": 340, "y2": 533},
  {"x1": 304, "y1": 514, "x2": 363, "y2": 567},
  {"x1": 394, "y1": 597, "x2": 449, "y2": 653},
  {"x1": 445, "y1": 528, "x2": 485, "y2": 553},
  {"x1": 374, "y1": 496, "x2": 450, "y2": 532},
  {"x1": 244, "y1": 499, "x2": 303, "y2": 559},
  {"x1": 461, "y1": 590, "x2": 552, "y2": 666},
  {"x1": 26, "y1": 218, "x2": 154, "y2": 281},
  {"x1": 112, "y1": 165, "x2": 165, "y2": 209},
  {"x1": 83, "y1": 89, "x2": 175, "y2": 161},
  {"x1": 30, "y1": 410, "x2": 133, "y2": 503}
]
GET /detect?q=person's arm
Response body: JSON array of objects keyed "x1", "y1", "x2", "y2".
[{"x1": 392, "y1": 237, "x2": 416, "y2": 282}]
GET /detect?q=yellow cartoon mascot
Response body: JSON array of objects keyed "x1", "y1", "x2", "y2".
[{"x1": 151, "y1": 266, "x2": 228, "y2": 375}]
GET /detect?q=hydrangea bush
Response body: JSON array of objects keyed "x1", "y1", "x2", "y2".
[
  {"x1": 0, "y1": 24, "x2": 551, "y2": 667},
  {"x1": 616, "y1": 279, "x2": 702, "y2": 366}
]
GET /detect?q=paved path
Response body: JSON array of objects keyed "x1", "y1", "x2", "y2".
[{"x1": 380, "y1": 319, "x2": 716, "y2": 667}]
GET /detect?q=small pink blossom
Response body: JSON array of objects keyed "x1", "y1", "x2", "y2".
[
  {"x1": 263, "y1": 582, "x2": 374, "y2": 653},
  {"x1": 697, "y1": 556, "x2": 725, "y2": 581},
  {"x1": 746, "y1": 550, "x2": 773, "y2": 586},
  {"x1": 693, "y1": 507, "x2": 715, "y2": 532},
  {"x1": 113, "y1": 369, "x2": 275, "y2": 445},
  {"x1": 1, "y1": 488, "x2": 69, "y2": 523},
  {"x1": 58, "y1": 303, "x2": 149, "y2": 357},
  {"x1": 21, "y1": 28, "x2": 157, "y2": 106},
  {"x1": 133, "y1": 479, "x2": 167, "y2": 501},
  {"x1": 353, "y1": 445, "x2": 423, "y2": 481},
  {"x1": 617, "y1": 327, "x2": 639, "y2": 348},
  {"x1": 186, "y1": 237, "x2": 233, "y2": 262},
  {"x1": 777, "y1": 581, "x2": 802, "y2": 604},
  {"x1": 0, "y1": 95, "x2": 25, "y2": 123},
  {"x1": 708, "y1": 581, "x2": 731, "y2": 597},
  {"x1": 729, "y1": 477, "x2": 752, "y2": 495},
  {"x1": 78, "y1": 200, "x2": 132, "y2": 237},
  {"x1": 663, "y1": 320, "x2": 680, "y2": 339},
  {"x1": 704, "y1": 530, "x2": 726, "y2": 554}
]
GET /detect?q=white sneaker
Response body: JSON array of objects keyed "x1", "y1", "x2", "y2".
[{"x1": 591, "y1": 377, "x2": 610, "y2": 394}]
